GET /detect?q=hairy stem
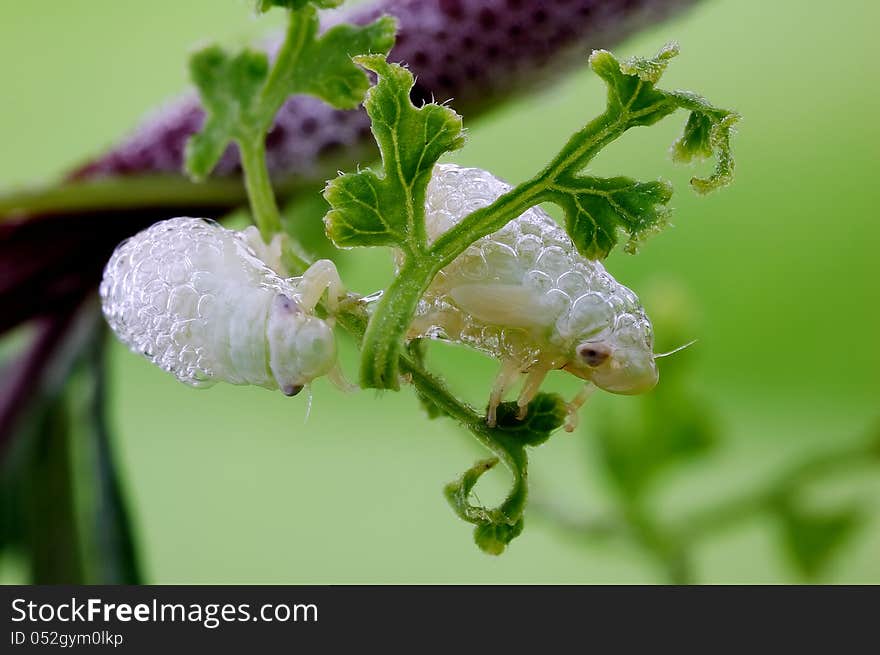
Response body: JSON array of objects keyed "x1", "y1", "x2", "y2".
[
  {"x1": 259, "y1": 7, "x2": 313, "y2": 129},
  {"x1": 358, "y1": 257, "x2": 437, "y2": 390},
  {"x1": 332, "y1": 281, "x2": 530, "y2": 532},
  {"x1": 239, "y1": 138, "x2": 283, "y2": 242},
  {"x1": 403, "y1": 357, "x2": 529, "y2": 522}
]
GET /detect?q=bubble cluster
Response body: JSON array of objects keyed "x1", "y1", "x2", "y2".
[
  {"x1": 99, "y1": 217, "x2": 296, "y2": 387},
  {"x1": 416, "y1": 164, "x2": 653, "y2": 364}
]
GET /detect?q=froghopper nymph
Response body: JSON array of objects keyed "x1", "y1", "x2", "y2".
[
  {"x1": 408, "y1": 164, "x2": 659, "y2": 429},
  {"x1": 100, "y1": 217, "x2": 345, "y2": 396}
]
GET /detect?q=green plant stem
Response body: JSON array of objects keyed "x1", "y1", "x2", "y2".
[
  {"x1": 358, "y1": 257, "x2": 435, "y2": 389},
  {"x1": 429, "y1": 178, "x2": 547, "y2": 265},
  {"x1": 403, "y1": 359, "x2": 528, "y2": 521},
  {"x1": 239, "y1": 138, "x2": 283, "y2": 242},
  {"x1": 259, "y1": 7, "x2": 312, "y2": 124},
  {"x1": 224, "y1": 8, "x2": 323, "y2": 245},
  {"x1": 674, "y1": 437, "x2": 880, "y2": 541},
  {"x1": 334, "y1": 292, "x2": 529, "y2": 527}
]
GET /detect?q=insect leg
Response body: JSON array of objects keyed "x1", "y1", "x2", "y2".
[
  {"x1": 242, "y1": 226, "x2": 286, "y2": 274},
  {"x1": 297, "y1": 259, "x2": 345, "y2": 313},
  {"x1": 564, "y1": 382, "x2": 596, "y2": 433},
  {"x1": 487, "y1": 358, "x2": 523, "y2": 428},
  {"x1": 515, "y1": 366, "x2": 552, "y2": 420},
  {"x1": 327, "y1": 361, "x2": 357, "y2": 392}
]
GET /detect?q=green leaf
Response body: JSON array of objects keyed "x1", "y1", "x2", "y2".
[
  {"x1": 323, "y1": 55, "x2": 463, "y2": 390},
  {"x1": 596, "y1": 391, "x2": 717, "y2": 500},
  {"x1": 588, "y1": 46, "x2": 679, "y2": 128},
  {"x1": 185, "y1": 5, "x2": 396, "y2": 181},
  {"x1": 276, "y1": 16, "x2": 397, "y2": 110},
  {"x1": 186, "y1": 47, "x2": 270, "y2": 180},
  {"x1": 494, "y1": 392, "x2": 567, "y2": 446},
  {"x1": 531, "y1": 43, "x2": 739, "y2": 258},
  {"x1": 672, "y1": 108, "x2": 738, "y2": 194},
  {"x1": 546, "y1": 174, "x2": 673, "y2": 258},
  {"x1": 324, "y1": 55, "x2": 465, "y2": 251},
  {"x1": 618, "y1": 41, "x2": 680, "y2": 83},
  {"x1": 16, "y1": 397, "x2": 86, "y2": 583},
  {"x1": 473, "y1": 520, "x2": 525, "y2": 556},
  {"x1": 776, "y1": 501, "x2": 862, "y2": 580},
  {"x1": 672, "y1": 110, "x2": 714, "y2": 163}
]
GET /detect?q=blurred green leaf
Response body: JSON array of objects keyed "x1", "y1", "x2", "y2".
[
  {"x1": 596, "y1": 386, "x2": 717, "y2": 500},
  {"x1": 590, "y1": 282, "x2": 716, "y2": 498},
  {"x1": 280, "y1": 15, "x2": 396, "y2": 111},
  {"x1": 21, "y1": 398, "x2": 86, "y2": 583},
  {"x1": 0, "y1": 308, "x2": 141, "y2": 583},
  {"x1": 64, "y1": 322, "x2": 142, "y2": 584},
  {"x1": 776, "y1": 500, "x2": 862, "y2": 580}
]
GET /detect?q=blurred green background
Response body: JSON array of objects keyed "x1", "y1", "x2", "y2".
[{"x1": 1, "y1": 0, "x2": 878, "y2": 583}]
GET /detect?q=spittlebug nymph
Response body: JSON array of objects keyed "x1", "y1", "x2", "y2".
[
  {"x1": 100, "y1": 217, "x2": 345, "y2": 395},
  {"x1": 411, "y1": 164, "x2": 660, "y2": 429}
]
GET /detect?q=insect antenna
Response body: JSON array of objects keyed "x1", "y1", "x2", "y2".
[{"x1": 654, "y1": 339, "x2": 698, "y2": 359}]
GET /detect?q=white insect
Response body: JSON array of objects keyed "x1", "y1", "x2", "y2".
[
  {"x1": 100, "y1": 217, "x2": 344, "y2": 396},
  {"x1": 410, "y1": 164, "x2": 661, "y2": 430}
]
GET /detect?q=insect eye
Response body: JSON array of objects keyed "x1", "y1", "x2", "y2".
[{"x1": 577, "y1": 343, "x2": 610, "y2": 367}]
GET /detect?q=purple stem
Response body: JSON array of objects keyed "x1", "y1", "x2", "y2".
[{"x1": 70, "y1": 0, "x2": 694, "y2": 182}]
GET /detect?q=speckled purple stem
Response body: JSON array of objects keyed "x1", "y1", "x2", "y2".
[{"x1": 71, "y1": 0, "x2": 695, "y2": 182}]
